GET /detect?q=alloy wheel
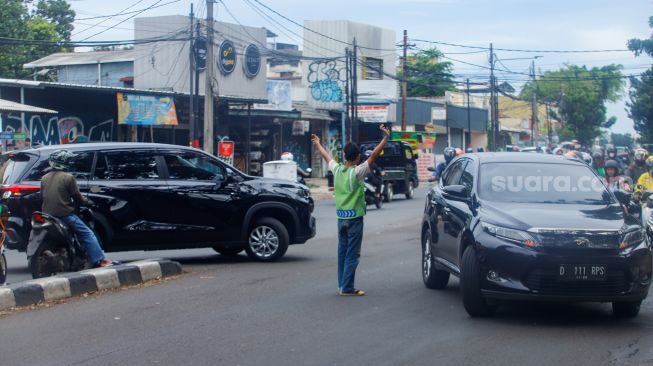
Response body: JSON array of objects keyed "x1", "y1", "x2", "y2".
[
  {"x1": 248, "y1": 225, "x2": 280, "y2": 259},
  {"x1": 423, "y1": 236, "x2": 432, "y2": 279}
]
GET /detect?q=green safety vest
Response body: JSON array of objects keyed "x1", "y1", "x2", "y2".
[{"x1": 333, "y1": 163, "x2": 366, "y2": 219}]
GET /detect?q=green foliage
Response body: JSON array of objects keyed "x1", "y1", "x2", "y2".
[
  {"x1": 628, "y1": 67, "x2": 653, "y2": 142},
  {"x1": 0, "y1": 0, "x2": 74, "y2": 79},
  {"x1": 627, "y1": 16, "x2": 653, "y2": 143},
  {"x1": 610, "y1": 132, "x2": 635, "y2": 149},
  {"x1": 398, "y1": 48, "x2": 456, "y2": 97},
  {"x1": 520, "y1": 64, "x2": 625, "y2": 146}
]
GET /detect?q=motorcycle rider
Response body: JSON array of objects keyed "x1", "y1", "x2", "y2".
[
  {"x1": 604, "y1": 160, "x2": 632, "y2": 192},
  {"x1": 363, "y1": 150, "x2": 383, "y2": 199},
  {"x1": 627, "y1": 148, "x2": 648, "y2": 182},
  {"x1": 592, "y1": 151, "x2": 606, "y2": 178},
  {"x1": 429, "y1": 147, "x2": 456, "y2": 182},
  {"x1": 41, "y1": 150, "x2": 117, "y2": 268}
]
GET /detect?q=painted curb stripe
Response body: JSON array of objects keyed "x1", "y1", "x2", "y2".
[
  {"x1": 9, "y1": 283, "x2": 44, "y2": 307},
  {"x1": 0, "y1": 287, "x2": 16, "y2": 309},
  {"x1": 159, "y1": 260, "x2": 182, "y2": 277},
  {"x1": 59, "y1": 273, "x2": 98, "y2": 296},
  {"x1": 115, "y1": 266, "x2": 143, "y2": 286}
]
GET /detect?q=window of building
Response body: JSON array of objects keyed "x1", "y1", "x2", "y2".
[{"x1": 363, "y1": 57, "x2": 383, "y2": 80}]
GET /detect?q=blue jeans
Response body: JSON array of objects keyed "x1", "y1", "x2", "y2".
[
  {"x1": 337, "y1": 217, "x2": 364, "y2": 293},
  {"x1": 61, "y1": 214, "x2": 105, "y2": 265}
]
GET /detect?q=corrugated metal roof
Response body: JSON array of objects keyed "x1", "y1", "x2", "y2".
[
  {"x1": 0, "y1": 98, "x2": 57, "y2": 114},
  {"x1": 24, "y1": 50, "x2": 138, "y2": 68}
]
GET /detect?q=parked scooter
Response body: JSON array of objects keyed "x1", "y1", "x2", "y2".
[
  {"x1": 297, "y1": 167, "x2": 312, "y2": 186},
  {"x1": 0, "y1": 203, "x2": 9, "y2": 285},
  {"x1": 27, "y1": 207, "x2": 95, "y2": 279}
]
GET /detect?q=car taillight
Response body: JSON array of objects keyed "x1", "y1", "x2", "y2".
[
  {"x1": 1, "y1": 184, "x2": 40, "y2": 197},
  {"x1": 32, "y1": 213, "x2": 46, "y2": 224}
]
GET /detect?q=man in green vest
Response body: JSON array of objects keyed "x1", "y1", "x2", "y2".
[{"x1": 312, "y1": 124, "x2": 390, "y2": 296}]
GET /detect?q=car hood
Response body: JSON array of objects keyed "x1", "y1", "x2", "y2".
[{"x1": 480, "y1": 201, "x2": 628, "y2": 231}]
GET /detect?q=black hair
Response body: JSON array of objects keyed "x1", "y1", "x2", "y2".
[{"x1": 344, "y1": 142, "x2": 361, "y2": 162}]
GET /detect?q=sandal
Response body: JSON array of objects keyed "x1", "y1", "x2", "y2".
[{"x1": 339, "y1": 289, "x2": 365, "y2": 296}]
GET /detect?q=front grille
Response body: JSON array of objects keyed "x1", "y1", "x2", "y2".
[
  {"x1": 524, "y1": 267, "x2": 630, "y2": 296},
  {"x1": 534, "y1": 231, "x2": 621, "y2": 249}
]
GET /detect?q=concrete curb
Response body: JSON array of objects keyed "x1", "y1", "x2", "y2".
[{"x1": 0, "y1": 259, "x2": 182, "y2": 311}]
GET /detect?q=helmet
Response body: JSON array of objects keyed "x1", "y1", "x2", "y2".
[
  {"x1": 477, "y1": 147, "x2": 485, "y2": 152},
  {"x1": 455, "y1": 148, "x2": 465, "y2": 156},
  {"x1": 646, "y1": 156, "x2": 653, "y2": 169},
  {"x1": 592, "y1": 151, "x2": 603, "y2": 160},
  {"x1": 280, "y1": 152, "x2": 294, "y2": 161},
  {"x1": 443, "y1": 147, "x2": 456, "y2": 164},
  {"x1": 634, "y1": 148, "x2": 648, "y2": 163},
  {"x1": 465, "y1": 147, "x2": 473, "y2": 153},
  {"x1": 605, "y1": 159, "x2": 619, "y2": 170},
  {"x1": 553, "y1": 147, "x2": 563, "y2": 155},
  {"x1": 606, "y1": 144, "x2": 617, "y2": 159},
  {"x1": 48, "y1": 150, "x2": 76, "y2": 171}
]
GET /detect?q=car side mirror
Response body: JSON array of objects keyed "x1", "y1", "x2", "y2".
[
  {"x1": 613, "y1": 189, "x2": 632, "y2": 206},
  {"x1": 442, "y1": 184, "x2": 468, "y2": 201}
]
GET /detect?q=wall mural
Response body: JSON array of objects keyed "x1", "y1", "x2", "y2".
[
  {"x1": 307, "y1": 60, "x2": 345, "y2": 103},
  {"x1": 3, "y1": 113, "x2": 114, "y2": 146}
]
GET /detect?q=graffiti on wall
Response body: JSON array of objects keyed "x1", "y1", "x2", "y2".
[
  {"x1": 3, "y1": 113, "x2": 114, "y2": 146},
  {"x1": 307, "y1": 60, "x2": 344, "y2": 103}
]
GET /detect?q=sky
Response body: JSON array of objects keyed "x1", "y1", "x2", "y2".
[{"x1": 69, "y1": 0, "x2": 653, "y2": 135}]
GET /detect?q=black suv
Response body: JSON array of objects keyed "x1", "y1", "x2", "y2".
[
  {"x1": 1, "y1": 143, "x2": 315, "y2": 261},
  {"x1": 359, "y1": 140, "x2": 419, "y2": 201},
  {"x1": 421, "y1": 153, "x2": 651, "y2": 317}
]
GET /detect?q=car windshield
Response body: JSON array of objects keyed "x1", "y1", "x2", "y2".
[{"x1": 478, "y1": 162, "x2": 614, "y2": 204}]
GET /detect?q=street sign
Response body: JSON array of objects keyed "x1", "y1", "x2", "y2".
[
  {"x1": 193, "y1": 36, "x2": 207, "y2": 71},
  {"x1": 218, "y1": 140, "x2": 235, "y2": 165},
  {"x1": 0, "y1": 132, "x2": 13, "y2": 140},
  {"x1": 12, "y1": 133, "x2": 26, "y2": 141},
  {"x1": 218, "y1": 40, "x2": 236, "y2": 75}
]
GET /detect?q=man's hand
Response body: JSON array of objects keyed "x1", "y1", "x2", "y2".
[
  {"x1": 311, "y1": 134, "x2": 321, "y2": 146},
  {"x1": 379, "y1": 124, "x2": 390, "y2": 138}
]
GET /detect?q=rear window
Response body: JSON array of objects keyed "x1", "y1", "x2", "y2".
[
  {"x1": 23, "y1": 152, "x2": 94, "y2": 181},
  {"x1": 1, "y1": 160, "x2": 32, "y2": 185}
]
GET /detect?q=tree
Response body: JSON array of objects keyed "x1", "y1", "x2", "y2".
[
  {"x1": 611, "y1": 132, "x2": 635, "y2": 149},
  {"x1": 627, "y1": 16, "x2": 653, "y2": 143},
  {"x1": 520, "y1": 64, "x2": 625, "y2": 146},
  {"x1": 0, "y1": 0, "x2": 73, "y2": 79},
  {"x1": 398, "y1": 48, "x2": 456, "y2": 97}
]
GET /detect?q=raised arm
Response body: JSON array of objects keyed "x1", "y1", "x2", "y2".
[
  {"x1": 311, "y1": 134, "x2": 333, "y2": 163},
  {"x1": 366, "y1": 124, "x2": 391, "y2": 166}
]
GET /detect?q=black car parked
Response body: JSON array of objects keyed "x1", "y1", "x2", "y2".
[
  {"x1": 421, "y1": 152, "x2": 652, "y2": 317},
  {"x1": 1, "y1": 143, "x2": 315, "y2": 261},
  {"x1": 359, "y1": 140, "x2": 419, "y2": 202}
]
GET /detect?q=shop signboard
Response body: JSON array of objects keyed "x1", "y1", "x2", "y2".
[
  {"x1": 349, "y1": 104, "x2": 389, "y2": 123},
  {"x1": 218, "y1": 40, "x2": 237, "y2": 75},
  {"x1": 243, "y1": 44, "x2": 261, "y2": 78},
  {"x1": 117, "y1": 93, "x2": 178, "y2": 126},
  {"x1": 193, "y1": 36, "x2": 207, "y2": 71},
  {"x1": 431, "y1": 107, "x2": 446, "y2": 121},
  {"x1": 254, "y1": 80, "x2": 292, "y2": 111},
  {"x1": 218, "y1": 140, "x2": 235, "y2": 165}
]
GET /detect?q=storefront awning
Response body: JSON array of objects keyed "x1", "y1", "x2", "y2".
[
  {"x1": 293, "y1": 102, "x2": 334, "y2": 121},
  {"x1": 0, "y1": 98, "x2": 57, "y2": 114}
]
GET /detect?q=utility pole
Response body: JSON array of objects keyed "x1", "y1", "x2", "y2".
[
  {"x1": 401, "y1": 29, "x2": 408, "y2": 131},
  {"x1": 194, "y1": 20, "x2": 201, "y2": 148},
  {"x1": 188, "y1": 3, "x2": 195, "y2": 146},
  {"x1": 531, "y1": 60, "x2": 537, "y2": 147},
  {"x1": 203, "y1": 0, "x2": 215, "y2": 154},
  {"x1": 352, "y1": 38, "x2": 358, "y2": 143},
  {"x1": 489, "y1": 43, "x2": 496, "y2": 151},
  {"x1": 546, "y1": 103, "x2": 552, "y2": 148},
  {"x1": 466, "y1": 78, "x2": 471, "y2": 150},
  {"x1": 344, "y1": 47, "x2": 350, "y2": 145}
]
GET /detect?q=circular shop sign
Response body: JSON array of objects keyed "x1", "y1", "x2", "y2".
[
  {"x1": 243, "y1": 44, "x2": 261, "y2": 78},
  {"x1": 218, "y1": 40, "x2": 237, "y2": 75}
]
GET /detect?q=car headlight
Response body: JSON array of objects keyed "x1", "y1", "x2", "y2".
[
  {"x1": 620, "y1": 228, "x2": 645, "y2": 249},
  {"x1": 482, "y1": 222, "x2": 539, "y2": 248}
]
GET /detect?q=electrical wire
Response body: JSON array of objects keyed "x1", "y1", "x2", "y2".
[
  {"x1": 412, "y1": 38, "x2": 631, "y2": 53},
  {"x1": 75, "y1": 0, "x2": 181, "y2": 21},
  {"x1": 73, "y1": 0, "x2": 149, "y2": 37},
  {"x1": 79, "y1": 0, "x2": 168, "y2": 42}
]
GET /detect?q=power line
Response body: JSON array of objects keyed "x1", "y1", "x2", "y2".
[
  {"x1": 79, "y1": 0, "x2": 168, "y2": 42},
  {"x1": 75, "y1": 0, "x2": 181, "y2": 21},
  {"x1": 411, "y1": 38, "x2": 631, "y2": 53},
  {"x1": 73, "y1": 0, "x2": 148, "y2": 37},
  {"x1": 250, "y1": 0, "x2": 397, "y2": 52}
]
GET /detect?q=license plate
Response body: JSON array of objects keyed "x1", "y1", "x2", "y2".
[{"x1": 558, "y1": 264, "x2": 606, "y2": 281}]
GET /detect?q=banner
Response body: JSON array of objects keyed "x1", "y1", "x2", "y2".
[
  {"x1": 391, "y1": 131, "x2": 437, "y2": 150},
  {"x1": 117, "y1": 93, "x2": 178, "y2": 126},
  {"x1": 218, "y1": 141, "x2": 235, "y2": 165},
  {"x1": 350, "y1": 104, "x2": 389, "y2": 123}
]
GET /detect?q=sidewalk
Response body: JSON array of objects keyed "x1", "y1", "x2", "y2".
[{"x1": 305, "y1": 178, "x2": 333, "y2": 201}]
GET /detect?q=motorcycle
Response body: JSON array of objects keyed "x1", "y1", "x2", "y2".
[
  {"x1": 364, "y1": 176, "x2": 383, "y2": 209},
  {"x1": 0, "y1": 203, "x2": 9, "y2": 285},
  {"x1": 27, "y1": 207, "x2": 95, "y2": 279},
  {"x1": 298, "y1": 167, "x2": 312, "y2": 186}
]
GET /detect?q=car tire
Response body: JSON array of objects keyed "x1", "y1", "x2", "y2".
[
  {"x1": 405, "y1": 181, "x2": 415, "y2": 199},
  {"x1": 245, "y1": 218, "x2": 289, "y2": 262},
  {"x1": 612, "y1": 301, "x2": 642, "y2": 318},
  {"x1": 422, "y1": 228, "x2": 449, "y2": 289},
  {"x1": 213, "y1": 247, "x2": 244, "y2": 256},
  {"x1": 384, "y1": 183, "x2": 394, "y2": 203},
  {"x1": 0, "y1": 253, "x2": 6, "y2": 285},
  {"x1": 460, "y1": 246, "x2": 496, "y2": 317}
]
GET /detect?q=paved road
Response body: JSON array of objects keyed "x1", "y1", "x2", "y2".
[{"x1": 2, "y1": 188, "x2": 653, "y2": 366}]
